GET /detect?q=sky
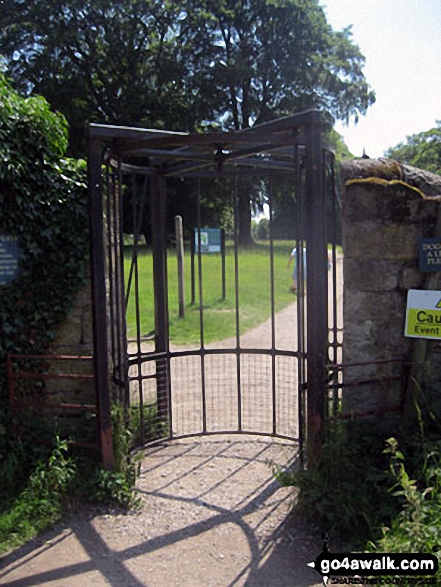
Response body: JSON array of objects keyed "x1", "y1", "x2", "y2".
[{"x1": 321, "y1": 0, "x2": 441, "y2": 158}]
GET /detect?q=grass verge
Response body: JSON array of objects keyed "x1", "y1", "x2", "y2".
[
  {"x1": 125, "y1": 240, "x2": 339, "y2": 345},
  {"x1": 0, "y1": 403, "x2": 151, "y2": 556}
]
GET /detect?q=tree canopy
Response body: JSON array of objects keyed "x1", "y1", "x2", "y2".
[
  {"x1": 386, "y1": 123, "x2": 441, "y2": 175},
  {"x1": 1, "y1": 0, "x2": 373, "y2": 244},
  {"x1": 1, "y1": 0, "x2": 374, "y2": 156}
]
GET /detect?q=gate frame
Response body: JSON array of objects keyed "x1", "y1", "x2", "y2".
[{"x1": 88, "y1": 110, "x2": 334, "y2": 469}]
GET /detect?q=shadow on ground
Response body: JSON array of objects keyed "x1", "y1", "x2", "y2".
[{"x1": 0, "y1": 437, "x2": 323, "y2": 587}]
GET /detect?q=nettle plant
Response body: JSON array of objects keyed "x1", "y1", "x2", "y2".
[{"x1": 0, "y1": 73, "x2": 88, "y2": 417}]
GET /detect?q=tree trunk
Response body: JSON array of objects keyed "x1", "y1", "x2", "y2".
[{"x1": 238, "y1": 192, "x2": 253, "y2": 246}]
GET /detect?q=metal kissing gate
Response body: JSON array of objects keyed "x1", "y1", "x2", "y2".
[{"x1": 88, "y1": 110, "x2": 342, "y2": 470}]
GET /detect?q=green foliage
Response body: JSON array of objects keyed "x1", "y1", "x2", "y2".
[
  {"x1": 251, "y1": 218, "x2": 270, "y2": 240},
  {"x1": 326, "y1": 127, "x2": 354, "y2": 161},
  {"x1": 367, "y1": 438, "x2": 441, "y2": 582},
  {"x1": 277, "y1": 420, "x2": 396, "y2": 543},
  {"x1": 0, "y1": 73, "x2": 88, "y2": 411},
  {"x1": 0, "y1": 407, "x2": 58, "y2": 504},
  {"x1": 0, "y1": 403, "x2": 151, "y2": 553},
  {"x1": 386, "y1": 122, "x2": 441, "y2": 174},
  {"x1": 0, "y1": 0, "x2": 375, "y2": 157},
  {"x1": 0, "y1": 437, "x2": 75, "y2": 554},
  {"x1": 88, "y1": 404, "x2": 143, "y2": 508},
  {"x1": 1, "y1": 1, "x2": 367, "y2": 244},
  {"x1": 125, "y1": 241, "x2": 302, "y2": 344}
]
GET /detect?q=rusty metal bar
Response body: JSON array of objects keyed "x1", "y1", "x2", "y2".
[
  {"x1": 326, "y1": 358, "x2": 408, "y2": 420},
  {"x1": 12, "y1": 373, "x2": 94, "y2": 381},
  {"x1": 196, "y1": 179, "x2": 207, "y2": 434},
  {"x1": 7, "y1": 353, "x2": 99, "y2": 449},
  {"x1": 9, "y1": 354, "x2": 93, "y2": 360},
  {"x1": 233, "y1": 175, "x2": 242, "y2": 431},
  {"x1": 117, "y1": 158, "x2": 130, "y2": 404},
  {"x1": 151, "y1": 172, "x2": 170, "y2": 424},
  {"x1": 305, "y1": 112, "x2": 327, "y2": 466},
  {"x1": 88, "y1": 135, "x2": 114, "y2": 470},
  {"x1": 12, "y1": 401, "x2": 96, "y2": 411},
  {"x1": 268, "y1": 177, "x2": 277, "y2": 435},
  {"x1": 295, "y1": 144, "x2": 307, "y2": 466}
]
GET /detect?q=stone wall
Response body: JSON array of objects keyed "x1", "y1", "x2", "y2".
[
  {"x1": 341, "y1": 158, "x2": 441, "y2": 417},
  {"x1": 45, "y1": 280, "x2": 96, "y2": 441}
]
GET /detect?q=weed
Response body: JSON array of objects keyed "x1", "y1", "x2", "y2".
[
  {"x1": 0, "y1": 401, "x2": 150, "y2": 554},
  {"x1": 0, "y1": 437, "x2": 75, "y2": 554},
  {"x1": 365, "y1": 438, "x2": 441, "y2": 584},
  {"x1": 87, "y1": 403, "x2": 143, "y2": 508},
  {"x1": 276, "y1": 420, "x2": 396, "y2": 544}
]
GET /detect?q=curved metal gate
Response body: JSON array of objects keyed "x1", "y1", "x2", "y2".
[{"x1": 88, "y1": 110, "x2": 343, "y2": 469}]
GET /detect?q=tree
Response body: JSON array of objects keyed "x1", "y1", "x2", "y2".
[
  {"x1": 270, "y1": 128, "x2": 351, "y2": 241},
  {"x1": 386, "y1": 123, "x2": 441, "y2": 174},
  {"x1": 0, "y1": 0, "x2": 223, "y2": 155},
  {"x1": 183, "y1": 0, "x2": 374, "y2": 242},
  {"x1": 1, "y1": 0, "x2": 375, "y2": 243}
]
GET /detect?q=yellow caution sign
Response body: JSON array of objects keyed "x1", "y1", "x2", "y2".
[{"x1": 405, "y1": 290, "x2": 441, "y2": 340}]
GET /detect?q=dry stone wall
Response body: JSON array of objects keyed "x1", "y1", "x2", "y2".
[
  {"x1": 341, "y1": 159, "x2": 441, "y2": 419},
  {"x1": 45, "y1": 279, "x2": 96, "y2": 441}
]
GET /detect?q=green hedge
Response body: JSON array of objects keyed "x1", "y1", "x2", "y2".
[{"x1": 0, "y1": 73, "x2": 88, "y2": 414}]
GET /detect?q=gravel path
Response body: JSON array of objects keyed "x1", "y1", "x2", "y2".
[
  {"x1": 0, "y1": 258, "x2": 342, "y2": 586},
  {"x1": 0, "y1": 437, "x2": 323, "y2": 587}
]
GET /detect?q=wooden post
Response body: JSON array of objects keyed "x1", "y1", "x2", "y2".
[
  {"x1": 175, "y1": 216, "x2": 185, "y2": 318},
  {"x1": 190, "y1": 230, "x2": 195, "y2": 305},
  {"x1": 404, "y1": 202, "x2": 441, "y2": 424},
  {"x1": 221, "y1": 228, "x2": 226, "y2": 300}
]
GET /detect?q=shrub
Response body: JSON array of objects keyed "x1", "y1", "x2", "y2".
[
  {"x1": 0, "y1": 73, "x2": 88, "y2": 407},
  {"x1": 275, "y1": 420, "x2": 397, "y2": 544}
]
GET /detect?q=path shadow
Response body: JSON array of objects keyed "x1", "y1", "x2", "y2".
[{"x1": 0, "y1": 437, "x2": 323, "y2": 587}]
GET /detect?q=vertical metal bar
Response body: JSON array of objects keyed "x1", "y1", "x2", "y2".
[
  {"x1": 304, "y1": 112, "x2": 327, "y2": 466},
  {"x1": 110, "y1": 166, "x2": 119, "y2": 385},
  {"x1": 295, "y1": 144, "x2": 306, "y2": 467},
  {"x1": 132, "y1": 175, "x2": 144, "y2": 440},
  {"x1": 117, "y1": 160, "x2": 130, "y2": 407},
  {"x1": 111, "y1": 164, "x2": 120, "y2": 388},
  {"x1": 175, "y1": 215, "x2": 185, "y2": 318},
  {"x1": 125, "y1": 176, "x2": 148, "y2": 310},
  {"x1": 328, "y1": 153, "x2": 340, "y2": 416},
  {"x1": 233, "y1": 175, "x2": 242, "y2": 431},
  {"x1": 196, "y1": 179, "x2": 207, "y2": 433},
  {"x1": 133, "y1": 176, "x2": 142, "y2": 356},
  {"x1": 268, "y1": 177, "x2": 277, "y2": 435},
  {"x1": 151, "y1": 172, "x2": 170, "y2": 425},
  {"x1": 88, "y1": 134, "x2": 114, "y2": 470},
  {"x1": 112, "y1": 161, "x2": 123, "y2": 396},
  {"x1": 105, "y1": 165, "x2": 116, "y2": 379}
]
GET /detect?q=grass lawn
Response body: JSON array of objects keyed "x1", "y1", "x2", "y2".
[{"x1": 125, "y1": 240, "x2": 298, "y2": 345}]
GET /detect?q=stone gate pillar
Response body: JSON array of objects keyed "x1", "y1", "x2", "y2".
[{"x1": 341, "y1": 159, "x2": 441, "y2": 421}]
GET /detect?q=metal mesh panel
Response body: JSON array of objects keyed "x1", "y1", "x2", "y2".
[
  {"x1": 90, "y1": 113, "x2": 342, "y2": 459},
  {"x1": 205, "y1": 353, "x2": 238, "y2": 432},
  {"x1": 275, "y1": 355, "x2": 298, "y2": 439},
  {"x1": 240, "y1": 354, "x2": 273, "y2": 434},
  {"x1": 170, "y1": 355, "x2": 203, "y2": 437}
]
